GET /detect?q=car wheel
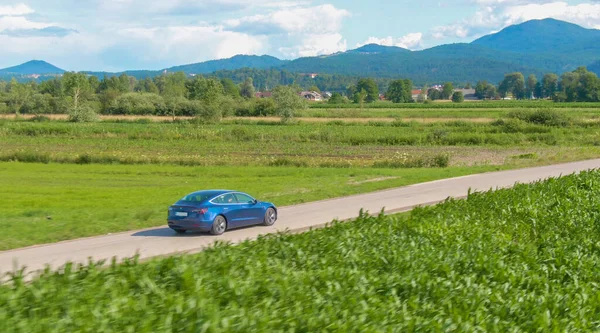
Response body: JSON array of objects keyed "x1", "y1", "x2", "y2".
[
  {"x1": 174, "y1": 229, "x2": 186, "y2": 235},
  {"x1": 263, "y1": 208, "x2": 277, "y2": 226},
  {"x1": 211, "y1": 215, "x2": 227, "y2": 235}
]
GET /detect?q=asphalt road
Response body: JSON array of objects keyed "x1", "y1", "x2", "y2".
[{"x1": 2, "y1": 159, "x2": 600, "y2": 279}]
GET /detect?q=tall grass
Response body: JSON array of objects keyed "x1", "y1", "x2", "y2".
[{"x1": 3, "y1": 171, "x2": 600, "y2": 331}]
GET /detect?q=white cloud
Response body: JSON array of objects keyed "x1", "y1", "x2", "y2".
[
  {"x1": 0, "y1": 3, "x2": 34, "y2": 16},
  {"x1": 357, "y1": 32, "x2": 423, "y2": 50},
  {"x1": 280, "y1": 32, "x2": 347, "y2": 58},
  {"x1": 116, "y1": 25, "x2": 268, "y2": 66},
  {"x1": 0, "y1": 15, "x2": 51, "y2": 31},
  {"x1": 0, "y1": 1, "x2": 351, "y2": 70},
  {"x1": 432, "y1": 1, "x2": 600, "y2": 40},
  {"x1": 98, "y1": 0, "x2": 310, "y2": 16},
  {"x1": 225, "y1": 4, "x2": 350, "y2": 57},
  {"x1": 227, "y1": 4, "x2": 350, "y2": 35}
]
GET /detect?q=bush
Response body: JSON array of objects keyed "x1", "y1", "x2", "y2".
[
  {"x1": 451, "y1": 91, "x2": 464, "y2": 103},
  {"x1": 108, "y1": 93, "x2": 166, "y2": 115},
  {"x1": 68, "y1": 105, "x2": 99, "y2": 123},
  {"x1": 0, "y1": 103, "x2": 7, "y2": 114},
  {"x1": 254, "y1": 98, "x2": 277, "y2": 116},
  {"x1": 508, "y1": 109, "x2": 570, "y2": 127}
]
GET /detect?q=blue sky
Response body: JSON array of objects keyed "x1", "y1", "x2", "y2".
[{"x1": 0, "y1": 0, "x2": 599, "y2": 71}]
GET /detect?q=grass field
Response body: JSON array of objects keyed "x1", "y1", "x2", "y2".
[
  {"x1": 1, "y1": 107, "x2": 600, "y2": 249},
  {"x1": 0, "y1": 162, "x2": 503, "y2": 250},
  {"x1": 3, "y1": 170, "x2": 600, "y2": 332}
]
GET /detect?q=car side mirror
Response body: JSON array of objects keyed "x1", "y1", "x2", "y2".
[{"x1": 252, "y1": 199, "x2": 258, "y2": 205}]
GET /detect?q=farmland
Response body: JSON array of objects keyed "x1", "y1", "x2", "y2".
[
  {"x1": 2, "y1": 106, "x2": 600, "y2": 249},
  {"x1": 3, "y1": 170, "x2": 600, "y2": 331}
]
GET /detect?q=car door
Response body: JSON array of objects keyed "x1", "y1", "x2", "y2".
[
  {"x1": 212, "y1": 193, "x2": 245, "y2": 228},
  {"x1": 234, "y1": 193, "x2": 264, "y2": 226}
]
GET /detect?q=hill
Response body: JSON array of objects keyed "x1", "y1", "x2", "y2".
[
  {"x1": 0, "y1": 60, "x2": 64, "y2": 75},
  {"x1": 3, "y1": 19, "x2": 600, "y2": 85},
  {"x1": 83, "y1": 55, "x2": 287, "y2": 80},
  {"x1": 589, "y1": 60, "x2": 600, "y2": 76},
  {"x1": 346, "y1": 44, "x2": 410, "y2": 55},
  {"x1": 471, "y1": 18, "x2": 600, "y2": 70},
  {"x1": 472, "y1": 18, "x2": 600, "y2": 54},
  {"x1": 166, "y1": 54, "x2": 286, "y2": 74}
]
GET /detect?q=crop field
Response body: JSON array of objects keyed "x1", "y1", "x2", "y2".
[
  {"x1": 3, "y1": 170, "x2": 600, "y2": 332},
  {"x1": 2, "y1": 109, "x2": 600, "y2": 169}
]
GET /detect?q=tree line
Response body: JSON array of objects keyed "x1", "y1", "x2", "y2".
[
  {"x1": 0, "y1": 72, "x2": 311, "y2": 121},
  {"x1": 0, "y1": 66, "x2": 598, "y2": 121},
  {"x1": 481, "y1": 67, "x2": 599, "y2": 102}
]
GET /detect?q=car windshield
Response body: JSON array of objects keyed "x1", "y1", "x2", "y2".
[{"x1": 178, "y1": 192, "x2": 215, "y2": 203}]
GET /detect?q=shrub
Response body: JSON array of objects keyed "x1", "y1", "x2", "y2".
[
  {"x1": 68, "y1": 105, "x2": 99, "y2": 123},
  {"x1": 508, "y1": 109, "x2": 569, "y2": 127},
  {"x1": 451, "y1": 91, "x2": 464, "y2": 103}
]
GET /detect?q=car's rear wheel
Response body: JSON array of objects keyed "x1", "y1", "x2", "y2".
[
  {"x1": 211, "y1": 215, "x2": 227, "y2": 235},
  {"x1": 263, "y1": 208, "x2": 277, "y2": 226}
]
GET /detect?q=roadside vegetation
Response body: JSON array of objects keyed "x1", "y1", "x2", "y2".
[{"x1": 3, "y1": 171, "x2": 600, "y2": 331}]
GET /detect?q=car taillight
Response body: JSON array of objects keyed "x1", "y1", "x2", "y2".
[{"x1": 193, "y1": 208, "x2": 208, "y2": 215}]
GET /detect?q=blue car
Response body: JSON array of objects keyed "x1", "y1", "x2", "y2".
[{"x1": 167, "y1": 190, "x2": 278, "y2": 235}]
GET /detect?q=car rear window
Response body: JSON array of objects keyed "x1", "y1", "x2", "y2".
[{"x1": 179, "y1": 193, "x2": 213, "y2": 202}]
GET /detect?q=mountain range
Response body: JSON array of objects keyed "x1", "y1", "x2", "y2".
[{"x1": 1, "y1": 18, "x2": 599, "y2": 85}]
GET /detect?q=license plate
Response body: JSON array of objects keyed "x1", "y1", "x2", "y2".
[{"x1": 175, "y1": 212, "x2": 188, "y2": 217}]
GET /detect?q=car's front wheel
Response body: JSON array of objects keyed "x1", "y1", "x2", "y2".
[
  {"x1": 263, "y1": 208, "x2": 277, "y2": 226},
  {"x1": 210, "y1": 215, "x2": 227, "y2": 235}
]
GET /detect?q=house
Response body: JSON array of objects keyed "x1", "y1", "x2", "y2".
[
  {"x1": 453, "y1": 89, "x2": 477, "y2": 100},
  {"x1": 322, "y1": 91, "x2": 332, "y2": 99},
  {"x1": 300, "y1": 91, "x2": 323, "y2": 101},
  {"x1": 255, "y1": 91, "x2": 273, "y2": 98},
  {"x1": 411, "y1": 89, "x2": 426, "y2": 101}
]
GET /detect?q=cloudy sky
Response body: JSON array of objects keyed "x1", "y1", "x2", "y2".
[{"x1": 1, "y1": 0, "x2": 599, "y2": 71}]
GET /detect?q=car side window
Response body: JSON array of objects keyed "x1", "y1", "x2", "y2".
[
  {"x1": 213, "y1": 193, "x2": 237, "y2": 204},
  {"x1": 234, "y1": 193, "x2": 255, "y2": 204}
]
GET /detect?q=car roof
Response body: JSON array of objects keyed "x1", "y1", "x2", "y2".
[{"x1": 190, "y1": 190, "x2": 237, "y2": 198}]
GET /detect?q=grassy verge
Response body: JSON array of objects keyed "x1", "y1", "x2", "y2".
[
  {"x1": 0, "y1": 162, "x2": 504, "y2": 250},
  {"x1": 3, "y1": 170, "x2": 600, "y2": 331}
]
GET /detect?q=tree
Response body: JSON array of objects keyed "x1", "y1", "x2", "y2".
[
  {"x1": 221, "y1": 78, "x2": 240, "y2": 98},
  {"x1": 328, "y1": 92, "x2": 346, "y2": 105},
  {"x1": 272, "y1": 85, "x2": 307, "y2": 122},
  {"x1": 62, "y1": 72, "x2": 92, "y2": 108},
  {"x1": 386, "y1": 79, "x2": 413, "y2": 103},
  {"x1": 240, "y1": 78, "x2": 256, "y2": 99},
  {"x1": 161, "y1": 72, "x2": 187, "y2": 98},
  {"x1": 534, "y1": 82, "x2": 543, "y2": 100},
  {"x1": 542, "y1": 73, "x2": 558, "y2": 99},
  {"x1": 465, "y1": 83, "x2": 472, "y2": 89},
  {"x1": 427, "y1": 88, "x2": 441, "y2": 101},
  {"x1": 308, "y1": 85, "x2": 321, "y2": 93},
  {"x1": 556, "y1": 67, "x2": 600, "y2": 102},
  {"x1": 526, "y1": 74, "x2": 538, "y2": 99},
  {"x1": 499, "y1": 72, "x2": 525, "y2": 99},
  {"x1": 355, "y1": 78, "x2": 379, "y2": 103},
  {"x1": 441, "y1": 82, "x2": 454, "y2": 100},
  {"x1": 186, "y1": 76, "x2": 224, "y2": 104},
  {"x1": 6, "y1": 78, "x2": 32, "y2": 113},
  {"x1": 451, "y1": 91, "x2": 464, "y2": 103},
  {"x1": 89, "y1": 76, "x2": 100, "y2": 93}
]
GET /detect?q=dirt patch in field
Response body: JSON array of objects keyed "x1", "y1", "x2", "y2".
[
  {"x1": 348, "y1": 176, "x2": 399, "y2": 185},
  {"x1": 1, "y1": 114, "x2": 495, "y2": 123}
]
